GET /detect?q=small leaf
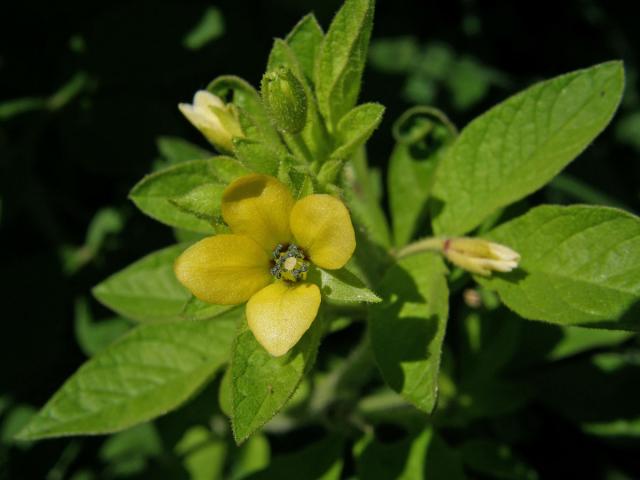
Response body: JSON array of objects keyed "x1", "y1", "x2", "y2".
[
  {"x1": 388, "y1": 107, "x2": 457, "y2": 247},
  {"x1": 331, "y1": 103, "x2": 385, "y2": 161},
  {"x1": 370, "y1": 252, "x2": 449, "y2": 413},
  {"x1": 130, "y1": 159, "x2": 218, "y2": 233},
  {"x1": 233, "y1": 139, "x2": 281, "y2": 175},
  {"x1": 432, "y1": 61, "x2": 625, "y2": 235},
  {"x1": 74, "y1": 298, "x2": 131, "y2": 357},
  {"x1": 342, "y1": 149, "x2": 392, "y2": 249},
  {"x1": 16, "y1": 308, "x2": 241, "y2": 440},
  {"x1": 156, "y1": 136, "x2": 212, "y2": 164},
  {"x1": 311, "y1": 266, "x2": 381, "y2": 303},
  {"x1": 285, "y1": 14, "x2": 324, "y2": 82},
  {"x1": 479, "y1": 205, "x2": 640, "y2": 330},
  {"x1": 231, "y1": 316, "x2": 324, "y2": 444},
  {"x1": 170, "y1": 182, "x2": 225, "y2": 223},
  {"x1": 315, "y1": 0, "x2": 375, "y2": 129},
  {"x1": 93, "y1": 244, "x2": 191, "y2": 322}
]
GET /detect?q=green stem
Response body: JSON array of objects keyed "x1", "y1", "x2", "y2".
[{"x1": 395, "y1": 236, "x2": 446, "y2": 259}]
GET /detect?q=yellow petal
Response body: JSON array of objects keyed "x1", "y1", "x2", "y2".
[
  {"x1": 290, "y1": 194, "x2": 356, "y2": 270},
  {"x1": 221, "y1": 174, "x2": 294, "y2": 252},
  {"x1": 246, "y1": 282, "x2": 321, "y2": 357},
  {"x1": 174, "y1": 234, "x2": 272, "y2": 305}
]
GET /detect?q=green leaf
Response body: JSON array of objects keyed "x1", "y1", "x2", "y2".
[
  {"x1": 330, "y1": 103, "x2": 385, "y2": 161},
  {"x1": 388, "y1": 107, "x2": 457, "y2": 247},
  {"x1": 182, "y1": 7, "x2": 225, "y2": 51},
  {"x1": 354, "y1": 427, "x2": 466, "y2": 480},
  {"x1": 232, "y1": 138, "x2": 281, "y2": 175},
  {"x1": 231, "y1": 316, "x2": 324, "y2": 443},
  {"x1": 169, "y1": 182, "x2": 225, "y2": 224},
  {"x1": 245, "y1": 435, "x2": 343, "y2": 480},
  {"x1": 310, "y1": 266, "x2": 381, "y2": 303},
  {"x1": 92, "y1": 244, "x2": 190, "y2": 322},
  {"x1": 342, "y1": 148, "x2": 392, "y2": 249},
  {"x1": 315, "y1": 0, "x2": 375, "y2": 129},
  {"x1": 285, "y1": 14, "x2": 324, "y2": 82},
  {"x1": 100, "y1": 423, "x2": 162, "y2": 461},
  {"x1": 16, "y1": 308, "x2": 241, "y2": 440},
  {"x1": 175, "y1": 425, "x2": 227, "y2": 480},
  {"x1": 156, "y1": 136, "x2": 211, "y2": 164},
  {"x1": 130, "y1": 159, "x2": 218, "y2": 233},
  {"x1": 370, "y1": 252, "x2": 449, "y2": 413},
  {"x1": 479, "y1": 205, "x2": 640, "y2": 330},
  {"x1": 74, "y1": 298, "x2": 131, "y2": 357},
  {"x1": 182, "y1": 296, "x2": 234, "y2": 321},
  {"x1": 208, "y1": 155, "x2": 252, "y2": 183},
  {"x1": 432, "y1": 61, "x2": 625, "y2": 235},
  {"x1": 229, "y1": 433, "x2": 270, "y2": 479}
]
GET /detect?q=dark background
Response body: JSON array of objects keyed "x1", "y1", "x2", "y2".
[{"x1": 1, "y1": 0, "x2": 639, "y2": 478}]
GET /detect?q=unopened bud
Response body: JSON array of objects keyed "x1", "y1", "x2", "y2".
[
  {"x1": 261, "y1": 66, "x2": 307, "y2": 134},
  {"x1": 443, "y1": 237, "x2": 520, "y2": 276},
  {"x1": 178, "y1": 90, "x2": 243, "y2": 152}
]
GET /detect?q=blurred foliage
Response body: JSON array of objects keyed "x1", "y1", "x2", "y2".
[{"x1": 1, "y1": 0, "x2": 640, "y2": 478}]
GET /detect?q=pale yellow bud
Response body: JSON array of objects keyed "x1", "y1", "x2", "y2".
[
  {"x1": 178, "y1": 90, "x2": 243, "y2": 152},
  {"x1": 443, "y1": 237, "x2": 520, "y2": 276}
]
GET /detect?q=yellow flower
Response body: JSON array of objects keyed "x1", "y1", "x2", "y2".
[
  {"x1": 178, "y1": 90, "x2": 243, "y2": 152},
  {"x1": 174, "y1": 174, "x2": 356, "y2": 356},
  {"x1": 443, "y1": 237, "x2": 520, "y2": 276}
]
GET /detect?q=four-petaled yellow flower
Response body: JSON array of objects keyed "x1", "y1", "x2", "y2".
[{"x1": 174, "y1": 174, "x2": 356, "y2": 356}]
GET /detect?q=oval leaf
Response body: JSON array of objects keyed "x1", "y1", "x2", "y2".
[
  {"x1": 480, "y1": 205, "x2": 640, "y2": 330},
  {"x1": 16, "y1": 308, "x2": 241, "y2": 440},
  {"x1": 432, "y1": 61, "x2": 624, "y2": 235},
  {"x1": 370, "y1": 252, "x2": 450, "y2": 413}
]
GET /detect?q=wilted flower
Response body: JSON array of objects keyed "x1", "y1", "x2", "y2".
[
  {"x1": 443, "y1": 237, "x2": 520, "y2": 276},
  {"x1": 174, "y1": 174, "x2": 356, "y2": 356},
  {"x1": 178, "y1": 90, "x2": 242, "y2": 152}
]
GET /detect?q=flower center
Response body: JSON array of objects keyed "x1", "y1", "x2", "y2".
[{"x1": 270, "y1": 243, "x2": 309, "y2": 282}]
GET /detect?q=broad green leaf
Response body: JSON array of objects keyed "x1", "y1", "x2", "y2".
[
  {"x1": 182, "y1": 296, "x2": 234, "y2": 321},
  {"x1": 432, "y1": 61, "x2": 624, "y2": 235},
  {"x1": 479, "y1": 205, "x2": 640, "y2": 330},
  {"x1": 231, "y1": 316, "x2": 324, "y2": 443},
  {"x1": 330, "y1": 103, "x2": 385, "y2": 161},
  {"x1": 310, "y1": 266, "x2": 381, "y2": 303},
  {"x1": 315, "y1": 0, "x2": 375, "y2": 129},
  {"x1": 460, "y1": 439, "x2": 537, "y2": 480},
  {"x1": 16, "y1": 309, "x2": 241, "y2": 440},
  {"x1": 93, "y1": 244, "x2": 190, "y2": 322},
  {"x1": 370, "y1": 252, "x2": 449, "y2": 413},
  {"x1": 388, "y1": 107, "x2": 456, "y2": 246},
  {"x1": 232, "y1": 138, "x2": 281, "y2": 175},
  {"x1": 343, "y1": 148, "x2": 392, "y2": 248},
  {"x1": 208, "y1": 155, "x2": 251, "y2": 183},
  {"x1": 74, "y1": 298, "x2": 131, "y2": 357},
  {"x1": 285, "y1": 14, "x2": 324, "y2": 82},
  {"x1": 545, "y1": 326, "x2": 633, "y2": 361},
  {"x1": 169, "y1": 182, "x2": 225, "y2": 224},
  {"x1": 354, "y1": 427, "x2": 466, "y2": 480},
  {"x1": 130, "y1": 159, "x2": 218, "y2": 233},
  {"x1": 246, "y1": 435, "x2": 343, "y2": 480},
  {"x1": 156, "y1": 136, "x2": 211, "y2": 164}
]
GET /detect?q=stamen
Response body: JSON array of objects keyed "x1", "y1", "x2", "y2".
[{"x1": 270, "y1": 243, "x2": 309, "y2": 282}]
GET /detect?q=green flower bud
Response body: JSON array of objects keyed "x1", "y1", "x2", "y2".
[{"x1": 261, "y1": 66, "x2": 308, "y2": 134}]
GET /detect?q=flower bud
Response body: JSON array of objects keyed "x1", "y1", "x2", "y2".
[
  {"x1": 178, "y1": 90, "x2": 242, "y2": 152},
  {"x1": 443, "y1": 237, "x2": 520, "y2": 276},
  {"x1": 261, "y1": 66, "x2": 307, "y2": 134}
]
